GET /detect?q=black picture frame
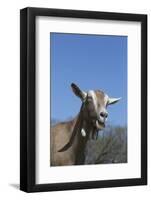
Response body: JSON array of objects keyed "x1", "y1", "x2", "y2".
[{"x1": 20, "y1": 7, "x2": 147, "y2": 192}]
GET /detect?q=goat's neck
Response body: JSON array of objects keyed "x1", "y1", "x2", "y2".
[{"x1": 73, "y1": 118, "x2": 96, "y2": 165}]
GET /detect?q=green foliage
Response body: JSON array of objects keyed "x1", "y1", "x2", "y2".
[{"x1": 85, "y1": 126, "x2": 127, "y2": 164}]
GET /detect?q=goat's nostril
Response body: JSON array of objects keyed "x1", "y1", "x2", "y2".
[{"x1": 100, "y1": 112, "x2": 108, "y2": 118}]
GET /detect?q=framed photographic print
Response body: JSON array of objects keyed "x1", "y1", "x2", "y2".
[{"x1": 20, "y1": 7, "x2": 147, "y2": 192}]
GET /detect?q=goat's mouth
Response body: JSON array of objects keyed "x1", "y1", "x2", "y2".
[{"x1": 95, "y1": 119, "x2": 105, "y2": 130}]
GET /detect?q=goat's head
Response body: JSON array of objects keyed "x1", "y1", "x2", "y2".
[
  {"x1": 58, "y1": 83, "x2": 121, "y2": 152},
  {"x1": 71, "y1": 83, "x2": 121, "y2": 131}
]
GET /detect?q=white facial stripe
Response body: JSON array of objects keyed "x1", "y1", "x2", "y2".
[
  {"x1": 104, "y1": 94, "x2": 109, "y2": 105},
  {"x1": 88, "y1": 90, "x2": 98, "y2": 111}
]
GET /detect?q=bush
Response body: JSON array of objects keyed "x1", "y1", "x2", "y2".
[{"x1": 84, "y1": 125, "x2": 127, "y2": 164}]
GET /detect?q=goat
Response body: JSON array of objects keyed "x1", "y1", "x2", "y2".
[{"x1": 50, "y1": 83, "x2": 121, "y2": 166}]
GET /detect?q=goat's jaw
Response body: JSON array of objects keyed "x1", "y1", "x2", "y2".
[
  {"x1": 96, "y1": 120, "x2": 105, "y2": 130},
  {"x1": 80, "y1": 120, "x2": 105, "y2": 138}
]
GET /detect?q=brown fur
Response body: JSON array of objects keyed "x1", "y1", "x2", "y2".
[
  {"x1": 50, "y1": 118, "x2": 78, "y2": 166},
  {"x1": 95, "y1": 90, "x2": 107, "y2": 107}
]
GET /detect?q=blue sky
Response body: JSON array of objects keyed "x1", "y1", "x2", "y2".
[{"x1": 50, "y1": 33, "x2": 127, "y2": 126}]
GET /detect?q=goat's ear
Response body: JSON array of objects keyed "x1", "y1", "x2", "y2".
[
  {"x1": 71, "y1": 83, "x2": 87, "y2": 101},
  {"x1": 108, "y1": 97, "x2": 121, "y2": 105}
]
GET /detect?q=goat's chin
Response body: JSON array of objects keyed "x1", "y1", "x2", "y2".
[{"x1": 95, "y1": 120, "x2": 105, "y2": 130}]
